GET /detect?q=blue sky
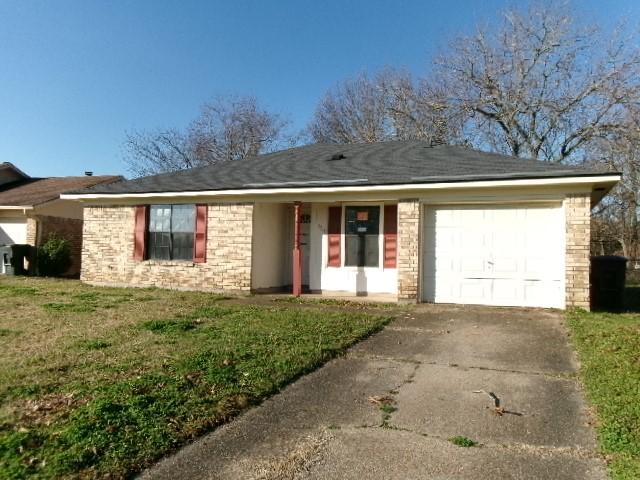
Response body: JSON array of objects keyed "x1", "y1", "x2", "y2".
[{"x1": 1, "y1": 0, "x2": 639, "y2": 178}]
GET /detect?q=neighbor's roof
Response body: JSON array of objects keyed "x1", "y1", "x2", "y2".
[
  {"x1": 72, "y1": 141, "x2": 613, "y2": 195},
  {"x1": 0, "y1": 175, "x2": 123, "y2": 207}
]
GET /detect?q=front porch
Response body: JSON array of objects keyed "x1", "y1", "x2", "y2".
[{"x1": 250, "y1": 201, "x2": 403, "y2": 300}]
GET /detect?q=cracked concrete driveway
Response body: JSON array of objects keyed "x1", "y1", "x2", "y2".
[{"x1": 141, "y1": 304, "x2": 606, "y2": 480}]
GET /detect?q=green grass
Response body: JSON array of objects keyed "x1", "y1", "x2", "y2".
[
  {"x1": 0, "y1": 277, "x2": 391, "y2": 479},
  {"x1": 76, "y1": 339, "x2": 111, "y2": 350},
  {"x1": 449, "y1": 436, "x2": 478, "y2": 448},
  {"x1": 273, "y1": 296, "x2": 401, "y2": 309},
  {"x1": 568, "y1": 302, "x2": 640, "y2": 480}
]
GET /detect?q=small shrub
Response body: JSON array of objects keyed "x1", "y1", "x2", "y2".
[
  {"x1": 38, "y1": 236, "x2": 72, "y2": 277},
  {"x1": 449, "y1": 436, "x2": 478, "y2": 447},
  {"x1": 379, "y1": 403, "x2": 397, "y2": 415}
]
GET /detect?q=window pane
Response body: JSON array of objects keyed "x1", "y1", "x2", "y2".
[
  {"x1": 148, "y1": 232, "x2": 170, "y2": 260},
  {"x1": 149, "y1": 205, "x2": 171, "y2": 232},
  {"x1": 171, "y1": 232, "x2": 194, "y2": 260},
  {"x1": 171, "y1": 205, "x2": 196, "y2": 233},
  {"x1": 364, "y1": 235, "x2": 379, "y2": 267},
  {"x1": 345, "y1": 235, "x2": 361, "y2": 267}
]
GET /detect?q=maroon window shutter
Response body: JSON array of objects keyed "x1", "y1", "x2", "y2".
[
  {"x1": 193, "y1": 204, "x2": 208, "y2": 263},
  {"x1": 327, "y1": 206, "x2": 341, "y2": 267},
  {"x1": 383, "y1": 204, "x2": 398, "y2": 268},
  {"x1": 133, "y1": 205, "x2": 148, "y2": 261}
]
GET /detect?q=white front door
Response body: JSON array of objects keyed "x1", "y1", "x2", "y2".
[
  {"x1": 422, "y1": 204, "x2": 565, "y2": 308},
  {"x1": 300, "y1": 204, "x2": 311, "y2": 286}
]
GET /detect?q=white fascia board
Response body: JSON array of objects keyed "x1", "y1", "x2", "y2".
[
  {"x1": 0, "y1": 205, "x2": 34, "y2": 210},
  {"x1": 60, "y1": 174, "x2": 621, "y2": 202}
]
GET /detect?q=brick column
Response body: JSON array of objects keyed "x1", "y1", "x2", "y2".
[
  {"x1": 26, "y1": 217, "x2": 37, "y2": 245},
  {"x1": 565, "y1": 193, "x2": 591, "y2": 309},
  {"x1": 397, "y1": 199, "x2": 420, "y2": 302}
]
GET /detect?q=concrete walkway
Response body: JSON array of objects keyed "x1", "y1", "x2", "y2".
[{"x1": 141, "y1": 305, "x2": 606, "y2": 480}]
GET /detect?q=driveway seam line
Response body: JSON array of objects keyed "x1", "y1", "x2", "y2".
[
  {"x1": 345, "y1": 353, "x2": 577, "y2": 380},
  {"x1": 351, "y1": 424, "x2": 602, "y2": 460}
]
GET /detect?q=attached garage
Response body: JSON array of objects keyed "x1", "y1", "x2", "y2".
[{"x1": 422, "y1": 204, "x2": 565, "y2": 308}]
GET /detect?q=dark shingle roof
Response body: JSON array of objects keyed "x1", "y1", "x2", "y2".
[
  {"x1": 77, "y1": 141, "x2": 610, "y2": 195},
  {"x1": 0, "y1": 176, "x2": 123, "y2": 206}
]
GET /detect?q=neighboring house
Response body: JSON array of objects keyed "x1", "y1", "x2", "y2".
[
  {"x1": 0, "y1": 162, "x2": 121, "y2": 276},
  {"x1": 62, "y1": 141, "x2": 620, "y2": 309}
]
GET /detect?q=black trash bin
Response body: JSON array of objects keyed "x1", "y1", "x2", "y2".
[
  {"x1": 0, "y1": 245, "x2": 13, "y2": 275},
  {"x1": 10, "y1": 244, "x2": 36, "y2": 275},
  {"x1": 591, "y1": 255, "x2": 627, "y2": 311}
]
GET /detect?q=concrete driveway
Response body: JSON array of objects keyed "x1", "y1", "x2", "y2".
[{"x1": 141, "y1": 305, "x2": 606, "y2": 480}]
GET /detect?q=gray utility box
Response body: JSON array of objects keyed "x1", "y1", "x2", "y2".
[
  {"x1": 590, "y1": 255, "x2": 627, "y2": 312},
  {"x1": 0, "y1": 245, "x2": 14, "y2": 275},
  {"x1": 0, "y1": 244, "x2": 36, "y2": 276}
]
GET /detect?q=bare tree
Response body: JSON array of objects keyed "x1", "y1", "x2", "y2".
[
  {"x1": 123, "y1": 129, "x2": 196, "y2": 177},
  {"x1": 308, "y1": 72, "x2": 389, "y2": 144},
  {"x1": 188, "y1": 96, "x2": 289, "y2": 164},
  {"x1": 589, "y1": 110, "x2": 640, "y2": 259},
  {"x1": 124, "y1": 95, "x2": 291, "y2": 177},
  {"x1": 435, "y1": 3, "x2": 640, "y2": 163},
  {"x1": 380, "y1": 69, "x2": 463, "y2": 144},
  {"x1": 308, "y1": 69, "x2": 461, "y2": 144}
]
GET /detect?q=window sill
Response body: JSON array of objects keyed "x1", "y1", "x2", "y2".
[{"x1": 142, "y1": 260, "x2": 198, "y2": 267}]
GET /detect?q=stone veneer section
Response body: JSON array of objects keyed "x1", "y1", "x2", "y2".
[
  {"x1": 397, "y1": 199, "x2": 420, "y2": 302},
  {"x1": 565, "y1": 193, "x2": 591, "y2": 309},
  {"x1": 81, "y1": 203, "x2": 254, "y2": 293},
  {"x1": 26, "y1": 218, "x2": 37, "y2": 246}
]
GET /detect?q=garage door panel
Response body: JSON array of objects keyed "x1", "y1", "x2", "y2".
[
  {"x1": 459, "y1": 256, "x2": 488, "y2": 275},
  {"x1": 422, "y1": 204, "x2": 565, "y2": 309},
  {"x1": 434, "y1": 228, "x2": 458, "y2": 249},
  {"x1": 492, "y1": 279, "x2": 522, "y2": 303},
  {"x1": 524, "y1": 257, "x2": 558, "y2": 278},
  {"x1": 492, "y1": 257, "x2": 519, "y2": 274},
  {"x1": 523, "y1": 281, "x2": 562, "y2": 307},
  {"x1": 459, "y1": 279, "x2": 491, "y2": 300}
]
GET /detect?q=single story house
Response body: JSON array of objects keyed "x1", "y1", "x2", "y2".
[
  {"x1": 0, "y1": 162, "x2": 121, "y2": 275},
  {"x1": 62, "y1": 141, "x2": 620, "y2": 309}
]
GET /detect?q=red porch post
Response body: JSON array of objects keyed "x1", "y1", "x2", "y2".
[{"x1": 292, "y1": 202, "x2": 302, "y2": 297}]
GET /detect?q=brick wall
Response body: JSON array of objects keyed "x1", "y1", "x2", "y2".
[
  {"x1": 397, "y1": 199, "x2": 420, "y2": 302},
  {"x1": 34, "y1": 215, "x2": 84, "y2": 277},
  {"x1": 81, "y1": 203, "x2": 254, "y2": 293},
  {"x1": 565, "y1": 193, "x2": 591, "y2": 309}
]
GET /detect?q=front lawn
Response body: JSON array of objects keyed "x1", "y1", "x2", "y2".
[
  {"x1": 568, "y1": 295, "x2": 640, "y2": 480},
  {"x1": 0, "y1": 277, "x2": 391, "y2": 479}
]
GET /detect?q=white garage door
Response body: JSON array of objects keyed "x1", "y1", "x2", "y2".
[
  {"x1": 422, "y1": 204, "x2": 565, "y2": 309},
  {"x1": 0, "y1": 218, "x2": 27, "y2": 245}
]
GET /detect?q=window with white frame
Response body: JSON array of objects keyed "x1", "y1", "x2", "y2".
[
  {"x1": 344, "y1": 206, "x2": 380, "y2": 267},
  {"x1": 147, "y1": 205, "x2": 196, "y2": 260}
]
